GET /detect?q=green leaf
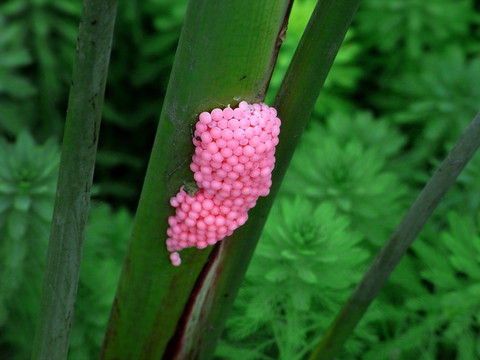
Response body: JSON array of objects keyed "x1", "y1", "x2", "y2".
[
  {"x1": 13, "y1": 194, "x2": 31, "y2": 212},
  {"x1": 6, "y1": 210, "x2": 27, "y2": 239}
]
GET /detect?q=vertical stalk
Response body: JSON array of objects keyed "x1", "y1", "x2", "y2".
[
  {"x1": 309, "y1": 112, "x2": 480, "y2": 359},
  {"x1": 31, "y1": 1, "x2": 117, "y2": 359},
  {"x1": 273, "y1": 0, "x2": 361, "y2": 165},
  {"x1": 101, "y1": 1, "x2": 292, "y2": 358},
  {"x1": 170, "y1": 0, "x2": 361, "y2": 358}
]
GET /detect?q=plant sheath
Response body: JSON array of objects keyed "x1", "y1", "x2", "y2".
[
  {"x1": 309, "y1": 112, "x2": 480, "y2": 359},
  {"x1": 31, "y1": 1, "x2": 117, "y2": 359}
]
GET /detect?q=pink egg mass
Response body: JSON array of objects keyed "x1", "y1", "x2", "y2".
[{"x1": 166, "y1": 101, "x2": 281, "y2": 266}]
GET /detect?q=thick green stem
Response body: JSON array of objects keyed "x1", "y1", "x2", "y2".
[
  {"x1": 309, "y1": 112, "x2": 480, "y2": 360},
  {"x1": 168, "y1": 1, "x2": 361, "y2": 359},
  {"x1": 31, "y1": 1, "x2": 116, "y2": 359},
  {"x1": 101, "y1": 1, "x2": 292, "y2": 358}
]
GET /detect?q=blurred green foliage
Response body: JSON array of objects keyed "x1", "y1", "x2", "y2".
[
  {"x1": 0, "y1": 0, "x2": 80, "y2": 138},
  {"x1": 282, "y1": 112, "x2": 408, "y2": 246},
  {"x1": 216, "y1": 198, "x2": 374, "y2": 360},
  {"x1": 0, "y1": 0, "x2": 479, "y2": 358},
  {"x1": 0, "y1": 0, "x2": 188, "y2": 209},
  {"x1": 355, "y1": 0, "x2": 477, "y2": 60},
  {"x1": 0, "y1": 133, "x2": 131, "y2": 359},
  {"x1": 0, "y1": 132, "x2": 57, "y2": 330}
]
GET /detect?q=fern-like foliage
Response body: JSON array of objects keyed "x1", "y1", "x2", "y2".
[
  {"x1": 0, "y1": 0, "x2": 81, "y2": 140},
  {"x1": 362, "y1": 211, "x2": 480, "y2": 359},
  {"x1": 216, "y1": 197, "x2": 374, "y2": 360},
  {"x1": 0, "y1": 132, "x2": 57, "y2": 357},
  {"x1": 282, "y1": 112, "x2": 408, "y2": 245},
  {"x1": 355, "y1": 0, "x2": 477, "y2": 61},
  {"x1": 0, "y1": 12, "x2": 37, "y2": 138},
  {"x1": 352, "y1": 0, "x2": 480, "y2": 129},
  {"x1": 0, "y1": 134, "x2": 131, "y2": 359},
  {"x1": 388, "y1": 47, "x2": 480, "y2": 162}
]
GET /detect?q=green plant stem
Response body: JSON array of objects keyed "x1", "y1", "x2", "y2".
[
  {"x1": 308, "y1": 112, "x2": 480, "y2": 360},
  {"x1": 31, "y1": 1, "x2": 117, "y2": 359},
  {"x1": 166, "y1": 1, "x2": 361, "y2": 359},
  {"x1": 273, "y1": 0, "x2": 361, "y2": 179},
  {"x1": 100, "y1": 1, "x2": 292, "y2": 359}
]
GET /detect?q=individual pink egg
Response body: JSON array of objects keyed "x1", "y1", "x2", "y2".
[
  {"x1": 211, "y1": 152, "x2": 224, "y2": 163},
  {"x1": 211, "y1": 180, "x2": 222, "y2": 191},
  {"x1": 216, "y1": 169, "x2": 228, "y2": 178},
  {"x1": 227, "y1": 171, "x2": 239, "y2": 180},
  {"x1": 170, "y1": 252, "x2": 181, "y2": 266},
  {"x1": 226, "y1": 155, "x2": 239, "y2": 166},
  {"x1": 202, "y1": 198, "x2": 214, "y2": 210},
  {"x1": 233, "y1": 147, "x2": 243, "y2": 157},
  {"x1": 233, "y1": 107, "x2": 245, "y2": 119},
  {"x1": 238, "y1": 101, "x2": 249, "y2": 110},
  {"x1": 228, "y1": 118, "x2": 240, "y2": 130},
  {"x1": 204, "y1": 215, "x2": 215, "y2": 225},
  {"x1": 196, "y1": 122, "x2": 207, "y2": 133},
  {"x1": 193, "y1": 172, "x2": 203, "y2": 183},
  {"x1": 210, "y1": 127, "x2": 222, "y2": 139},
  {"x1": 233, "y1": 128, "x2": 245, "y2": 141},
  {"x1": 185, "y1": 217, "x2": 196, "y2": 227},
  {"x1": 211, "y1": 161, "x2": 222, "y2": 169},
  {"x1": 239, "y1": 118, "x2": 250, "y2": 129},
  {"x1": 218, "y1": 119, "x2": 228, "y2": 129},
  {"x1": 197, "y1": 241, "x2": 208, "y2": 249},
  {"x1": 191, "y1": 201, "x2": 202, "y2": 213},
  {"x1": 249, "y1": 116, "x2": 259, "y2": 126},
  {"x1": 221, "y1": 163, "x2": 233, "y2": 172},
  {"x1": 216, "y1": 138, "x2": 227, "y2": 149},
  {"x1": 207, "y1": 238, "x2": 217, "y2": 245},
  {"x1": 199, "y1": 112, "x2": 212, "y2": 124},
  {"x1": 221, "y1": 147, "x2": 233, "y2": 158},
  {"x1": 211, "y1": 108, "x2": 223, "y2": 121},
  {"x1": 255, "y1": 143, "x2": 266, "y2": 154},
  {"x1": 200, "y1": 150, "x2": 212, "y2": 162},
  {"x1": 227, "y1": 139, "x2": 239, "y2": 150},
  {"x1": 238, "y1": 155, "x2": 249, "y2": 164},
  {"x1": 206, "y1": 142, "x2": 219, "y2": 154},
  {"x1": 223, "y1": 107, "x2": 234, "y2": 119},
  {"x1": 243, "y1": 145, "x2": 255, "y2": 157},
  {"x1": 201, "y1": 132, "x2": 212, "y2": 143}
]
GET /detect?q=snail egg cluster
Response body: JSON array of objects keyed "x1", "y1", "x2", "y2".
[{"x1": 167, "y1": 101, "x2": 281, "y2": 266}]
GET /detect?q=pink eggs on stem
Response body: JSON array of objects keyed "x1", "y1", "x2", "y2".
[{"x1": 166, "y1": 102, "x2": 281, "y2": 266}]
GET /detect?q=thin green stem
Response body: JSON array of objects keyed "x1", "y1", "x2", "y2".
[
  {"x1": 31, "y1": 1, "x2": 117, "y2": 359},
  {"x1": 272, "y1": 0, "x2": 361, "y2": 184},
  {"x1": 309, "y1": 112, "x2": 480, "y2": 360}
]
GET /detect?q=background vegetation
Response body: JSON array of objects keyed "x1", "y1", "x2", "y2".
[{"x1": 0, "y1": 0, "x2": 479, "y2": 359}]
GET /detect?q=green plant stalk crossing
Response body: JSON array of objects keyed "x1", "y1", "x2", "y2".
[
  {"x1": 31, "y1": 1, "x2": 117, "y2": 359},
  {"x1": 100, "y1": 1, "x2": 292, "y2": 358},
  {"x1": 166, "y1": 0, "x2": 361, "y2": 359},
  {"x1": 309, "y1": 111, "x2": 480, "y2": 359}
]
